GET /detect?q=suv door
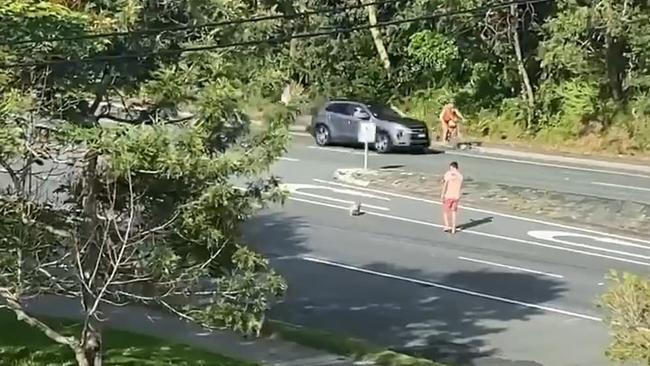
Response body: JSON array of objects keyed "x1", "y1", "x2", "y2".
[
  {"x1": 325, "y1": 102, "x2": 353, "y2": 142},
  {"x1": 342, "y1": 103, "x2": 369, "y2": 141}
]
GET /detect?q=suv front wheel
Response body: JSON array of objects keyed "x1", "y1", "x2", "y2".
[
  {"x1": 314, "y1": 124, "x2": 331, "y2": 146},
  {"x1": 374, "y1": 131, "x2": 392, "y2": 154}
]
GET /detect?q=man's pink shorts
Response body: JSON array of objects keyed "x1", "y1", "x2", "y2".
[{"x1": 443, "y1": 198, "x2": 459, "y2": 212}]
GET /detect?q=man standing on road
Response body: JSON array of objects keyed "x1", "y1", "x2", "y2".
[{"x1": 441, "y1": 161, "x2": 463, "y2": 234}]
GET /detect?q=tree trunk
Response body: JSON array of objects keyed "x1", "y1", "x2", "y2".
[
  {"x1": 510, "y1": 4, "x2": 535, "y2": 128},
  {"x1": 605, "y1": 34, "x2": 625, "y2": 101},
  {"x1": 281, "y1": 37, "x2": 298, "y2": 106},
  {"x1": 76, "y1": 154, "x2": 104, "y2": 366},
  {"x1": 366, "y1": 2, "x2": 391, "y2": 75},
  {"x1": 74, "y1": 329, "x2": 102, "y2": 366}
]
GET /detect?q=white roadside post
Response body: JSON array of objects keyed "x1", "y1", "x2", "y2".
[{"x1": 358, "y1": 121, "x2": 376, "y2": 171}]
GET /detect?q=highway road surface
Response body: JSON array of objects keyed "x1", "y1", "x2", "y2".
[{"x1": 244, "y1": 134, "x2": 650, "y2": 366}]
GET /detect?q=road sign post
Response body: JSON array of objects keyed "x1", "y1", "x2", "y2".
[{"x1": 357, "y1": 121, "x2": 376, "y2": 171}]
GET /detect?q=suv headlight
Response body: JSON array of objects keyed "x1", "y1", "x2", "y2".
[{"x1": 396, "y1": 128, "x2": 410, "y2": 139}]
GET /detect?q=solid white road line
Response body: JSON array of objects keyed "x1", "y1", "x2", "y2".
[
  {"x1": 295, "y1": 131, "x2": 650, "y2": 177},
  {"x1": 458, "y1": 256, "x2": 564, "y2": 279},
  {"x1": 312, "y1": 178, "x2": 650, "y2": 246},
  {"x1": 591, "y1": 181, "x2": 650, "y2": 192},
  {"x1": 444, "y1": 150, "x2": 650, "y2": 179},
  {"x1": 292, "y1": 191, "x2": 390, "y2": 211},
  {"x1": 287, "y1": 196, "x2": 650, "y2": 267},
  {"x1": 301, "y1": 256, "x2": 602, "y2": 322},
  {"x1": 290, "y1": 132, "x2": 312, "y2": 137},
  {"x1": 279, "y1": 157, "x2": 300, "y2": 162},
  {"x1": 307, "y1": 145, "x2": 379, "y2": 156}
]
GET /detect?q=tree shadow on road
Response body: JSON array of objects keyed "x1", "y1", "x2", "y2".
[
  {"x1": 272, "y1": 258, "x2": 568, "y2": 365},
  {"x1": 242, "y1": 210, "x2": 311, "y2": 259},
  {"x1": 242, "y1": 209, "x2": 572, "y2": 366}
]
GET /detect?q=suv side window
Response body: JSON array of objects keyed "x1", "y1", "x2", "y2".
[
  {"x1": 346, "y1": 104, "x2": 366, "y2": 117},
  {"x1": 325, "y1": 103, "x2": 351, "y2": 115}
]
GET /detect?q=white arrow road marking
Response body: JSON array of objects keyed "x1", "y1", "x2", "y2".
[
  {"x1": 283, "y1": 183, "x2": 391, "y2": 200},
  {"x1": 313, "y1": 178, "x2": 650, "y2": 246},
  {"x1": 287, "y1": 196, "x2": 650, "y2": 267},
  {"x1": 527, "y1": 230, "x2": 650, "y2": 260},
  {"x1": 292, "y1": 190, "x2": 390, "y2": 211},
  {"x1": 282, "y1": 183, "x2": 391, "y2": 211}
]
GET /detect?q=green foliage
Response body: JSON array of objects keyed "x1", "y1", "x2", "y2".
[
  {"x1": 537, "y1": 78, "x2": 599, "y2": 139},
  {"x1": 0, "y1": 1, "x2": 296, "y2": 364},
  {"x1": 600, "y1": 271, "x2": 650, "y2": 364},
  {"x1": 406, "y1": 31, "x2": 459, "y2": 73},
  {"x1": 243, "y1": 0, "x2": 650, "y2": 153},
  {"x1": 396, "y1": 87, "x2": 456, "y2": 129}
]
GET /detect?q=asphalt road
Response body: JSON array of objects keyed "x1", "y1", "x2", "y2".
[{"x1": 244, "y1": 134, "x2": 650, "y2": 366}]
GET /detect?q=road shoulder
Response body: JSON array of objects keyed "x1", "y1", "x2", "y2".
[
  {"x1": 332, "y1": 168, "x2": 649, "y2": 239},
  {"x1": 430, "y1": 142, "x2": 650, "y2": 175}
]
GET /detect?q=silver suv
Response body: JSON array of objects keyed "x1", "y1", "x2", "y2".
[{"x1": 310, "y1": 100, "x2": 429, "y2": 153}]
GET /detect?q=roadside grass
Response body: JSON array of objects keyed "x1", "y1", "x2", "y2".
[
  {"x1": 0, "y1": 310, "x2": 254, "y2": 366},
  {"x1": 262, "y1": 320, "x2": 447, "y2": 366}
]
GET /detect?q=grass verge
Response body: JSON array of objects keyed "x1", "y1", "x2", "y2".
[
  {"x1": 0, "y1": 310, "x2": 254, "y2": 366},
  {"x1": 262, "y1": 320, "x2": 447, "y2": 366}
]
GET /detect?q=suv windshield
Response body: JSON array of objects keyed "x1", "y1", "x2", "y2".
[{"x1": 366, "y1": 104, "x2": 402, "y2": 120}]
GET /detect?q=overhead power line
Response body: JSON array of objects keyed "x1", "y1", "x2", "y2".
[
  {"x1": 1, "y1": 0, "x2": 403, "y2": 47},
  {"x1": 1, "y1": 0, "x2": 551, "y2": 69}
]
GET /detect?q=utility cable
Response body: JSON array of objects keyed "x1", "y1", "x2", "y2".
[{"x1": 0, "y1": 0, "x2": 552, "y2": 69}]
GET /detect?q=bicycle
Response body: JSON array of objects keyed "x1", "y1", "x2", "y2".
[{"x1": 443, "y1": 123, "x2": 471, "y2": 150}]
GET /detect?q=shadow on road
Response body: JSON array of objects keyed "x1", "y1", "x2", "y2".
[
  {"x1": 243, "y1": 211, "x2": 311, "y2": 259},
  {"x1": 242, "y1": 211, "x2": 569, "y2": 366},
  {"x1": 458, "y1": 217, "x2": 494, "y2": 231}
]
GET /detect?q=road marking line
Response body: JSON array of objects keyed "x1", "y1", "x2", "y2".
[
  {"x1": 444, "y1": 150, "x2": 650, "y2": 179},
  {"x1": 287, "y1": 196, "x2": 650, "y2": 267},
  {"x1": 290, "y1": 132, "x2": 312, "y2": 137},
  {"x1": 307, "y1": 145, "x2": 379, "y2": 156},
  {"x1": 591, "y1": 181, "x2": 650, "y2": 192},
  {"x1": 279, "y1": 157, "x2": 300, "y2": 162},
  {"x1": 301, "y1": 256, "x2": 602, "y2": 322},
  {"x1": 282, "y1": 183, "x2": 391, "y2": 201},
  {"x1": 297, "y1": 132, "x2": 650, "y2": 177},
  {"x1": 457, "y1": 256, "x2": 564, "y2": 279},
  {"x1": 313, "y1": 178, "x2": 650, "y2": 246},
  {"x1": 528, "y1": 230, "x2": 650, "y2": 251},
  {"x1": 292, "y1": 191, "x2": 390, "y2": 211}
]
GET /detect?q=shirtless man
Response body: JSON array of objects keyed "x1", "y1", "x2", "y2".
[
  {"x1": 441, "y1": 161, "x2": 463, "y2": 234},
  {"x1": 439, "y1": 103, "x2": 464, "y2": 143}
]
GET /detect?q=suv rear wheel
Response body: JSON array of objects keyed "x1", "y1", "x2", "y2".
[
  {"x1": 374, "y1": 131, "x2": 392, "y2": 153},
  {"x1": 314, "y1": 124, "x2": 331, "y2": 146}
]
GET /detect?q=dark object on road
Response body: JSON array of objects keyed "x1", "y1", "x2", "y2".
[
  {"x1": 310, "y1": 100, "x2": 430, "y2": 154},
  {"x1": 349, "y1": 201, "x2": 363, "y2": 216},
  {"x1": 458, "y1": 216, "x2": 494, "y2": 230}
]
